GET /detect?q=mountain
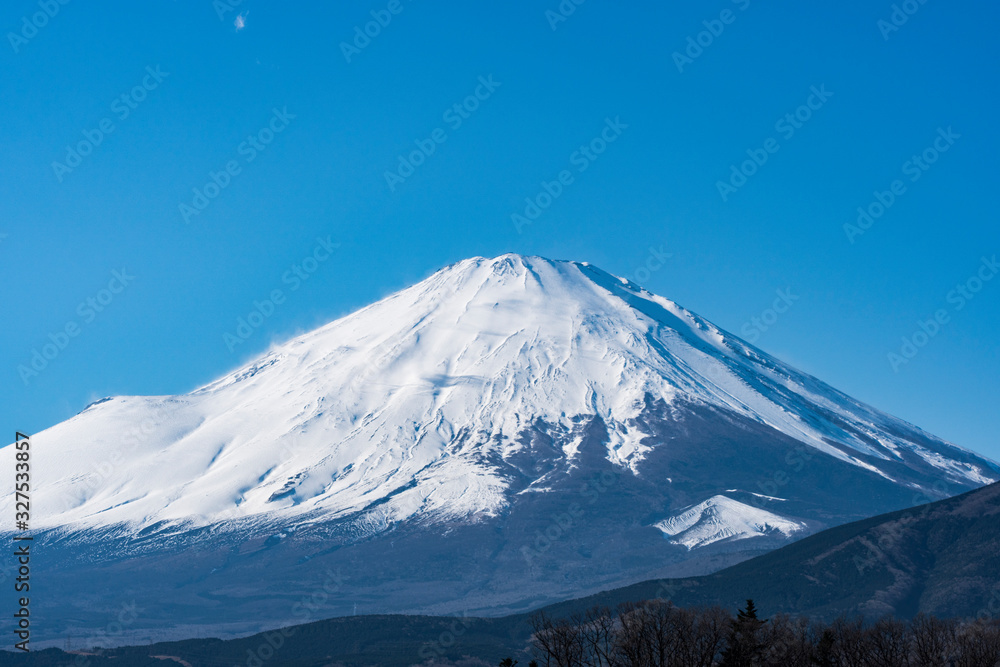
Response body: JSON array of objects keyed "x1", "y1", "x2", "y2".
[
  {"x1": 3, "y1": 254, "x2": 997, "y2": 643},
  {"x1": 9, "y1": 482, "x2": 999, "y2": 667}
]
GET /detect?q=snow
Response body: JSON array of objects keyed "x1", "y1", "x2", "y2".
[
  {"x1": 726, "y1": 490, "x2": 787, "y2": 502},
  {"x1": 655, "y1": 495, "x2": 807, "y2": 550},
  {"x1": 3, "y1": 254, "x2": 996, "y2": 540}
]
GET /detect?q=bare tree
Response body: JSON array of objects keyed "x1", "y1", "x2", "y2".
[
  {"x1": 614, "y1": 600, "x2": 682, "y2": 666},
  {"x1": 760, "y1": 614, "x2": 813, "y2": 667},
  {"x1": 829, "y1": 616, "x2": 871, "y2": 667},
  {"x1": 531, "y1": 611, "x2": 585, "y2": 667},
  {"x1": 952, "y1": 620, "x2": 1000, "y2": 667},
  {"x1": 687, "y1": 606, "x2": 730, "y2": 667},
  {"x1": 864, "y1": 616, "x2": 911, "y2": 667},
  {"x1": 613, "y1": 601, "x2": 727, "y2": 667},
  {"x1": 667, "y1": 605, "x2": 700, "y2": 667},
  {"x1": 531, "y1": 594, "x2": 1000, "y2": 667},
  {"x1": 910, "y1": 613, "x2": 956, "y2": 667},
  {"x1": 615, "y1": 601, "x2": 654, "y2": 667},
  {"x1": 576, "y1": 606, "x2": 618, "y2": 667}
]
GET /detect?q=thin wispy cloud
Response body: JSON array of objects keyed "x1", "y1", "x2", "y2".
[{"x1": 234, "y1": 11, "x2": 248, "y2": 31}]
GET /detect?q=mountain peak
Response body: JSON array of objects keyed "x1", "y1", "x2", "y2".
[
  {"x1": 12, "y1": 255, "x2": 998, "y2": 538},
  {"x1": 430, "y1": 253, "x2": 589, "y2": 293},
  {"x1": 6, "y1": 254, "x2": 999, "y2": 638}
]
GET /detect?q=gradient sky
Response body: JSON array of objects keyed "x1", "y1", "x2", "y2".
[{"x1": 2, "y1": 1, "x2": 998, "y2": 461}]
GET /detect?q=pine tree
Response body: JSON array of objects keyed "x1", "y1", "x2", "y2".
[
  {"x1": 811, "y1": 628, "x2": 836, "y2": 666},
  {"x1": 720, "y1": 599, "x2": 769, "y2": 667}
]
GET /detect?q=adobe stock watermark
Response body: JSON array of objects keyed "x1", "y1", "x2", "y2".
[
  {"x1": 384, "y1": 75, "x2": 501, "y2": 192},
  {"x1": 625, "y1": 244, "x2": 673, "y2": 285},
  {"x1": 213, "y1": 0, "x2": 246, "y2": 22},
  {"x1": 179, "y1": 107, "x2": 296, "y2": 224},
  {"x1": 739, "y1": 288, "x2": 799, "y2": 344},
  {"x1": 520, "y1": 469, "x2": 620, "y2": 565},
  {"x1": 745, "y1": 443, "x2": 816, "y2": 512},
  {"x1": 17, "y1": 268, "x2": 136, "y2": 385},
  {"x1": 852, "y1": 479, "x2": 949, "y2": 575},
  {"x1": 672, "y1": 0, "x2": 752, "y2": 73},
  {"x1": 976, "y1": 585, "x2": 1000, "y2": 622},
  {"x1": 7, "y1": 0, "x2": 71, "y2": 54},
  {"x1": 878, "y1": 0, "x2": 930, "y2": 40},
  {"x1": 236, "y1": 569, "x2": 347, "y2": 667},
  {"x1": 57, "y1": 400, "x2": 174, "y2": 512},
  {"x1": 511, "y1": 116, "x2": 628, "y2": 234},
  {"x1": 545, "y1": 0, "x2": 588, "y2": 31},
  {"x1": 223, "y1": 236, "x2": 340, "y2": 352},
  {"x1": 340, "y1": 0, "x2": 412, "y2": 64},
  {"x1": 853, "y1": 514, "x2": 916, "y2": 575},
  {"x1": 887, "y1": 255, "x2": 998, "y2": 372},
  {"x1": 651, "y1": 578, "x2": 683, "y2": 603},
  {"x1": 63, "y1": 601, "x2": 139, "y2": 661},
  {"x1": 716, "y1": 85, "x2": 833, "y2": 202},
  {"x1": 844, "y1": 127, "x2": 960, "y2": 244},
  {"x1": 52, "y1": 66, "x2": 169, "y2": 183},
  {"x1": 417, "y1": 613, "x2": 477, "y2": 662}
]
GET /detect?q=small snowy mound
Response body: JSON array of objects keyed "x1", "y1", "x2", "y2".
[{"x1": 655, "y1": 495, "x2": 807, "y2": 550}]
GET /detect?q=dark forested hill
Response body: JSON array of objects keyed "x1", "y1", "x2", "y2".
[{"x1": 3, "y1": 482, "x2": 997, "y2": 666}]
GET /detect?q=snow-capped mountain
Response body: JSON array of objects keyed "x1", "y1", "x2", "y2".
[
  {"x1": 4, "y1": 254, "x2": 997, "y2": 643},
  {"x1": 20, "y1": 254, "x2": 994, "y2": 534}
]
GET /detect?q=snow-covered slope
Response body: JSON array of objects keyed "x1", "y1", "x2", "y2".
[
  {"x1": 656, "y1": 495, "x2": 807, "y2": 549},
  {"x1": 5, "y1": 253, "x2": 999, "y2": 642},
  {"x1": 9, "y1": 254, "x2": 996, "y2": 538}
]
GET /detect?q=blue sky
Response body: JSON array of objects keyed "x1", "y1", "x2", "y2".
[{"x1": 2, "y1": 1, "x2": 998, "y2": 461}]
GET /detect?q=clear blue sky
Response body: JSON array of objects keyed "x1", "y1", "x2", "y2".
[{"x1": 2, "y1": 1, "x2": 998, "y2": 460}]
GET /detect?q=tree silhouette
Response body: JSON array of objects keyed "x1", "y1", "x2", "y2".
[
  {"x1": 529, "y1": 600, "x2": 1000, "y2": 667},
  {"x1": 811, "y1": 628, "x2": 836, "y2": 666},
  {"x1": 720, "y1": 599, "x2": 768, "y2": 667}
]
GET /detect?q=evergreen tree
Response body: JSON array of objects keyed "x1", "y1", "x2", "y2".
[
  {"x1": 720, "y1": 599, "x2": 769, "y2": 667},
  {"x1": 811, "y1": 628, "x2": 836, "y2": 666}
]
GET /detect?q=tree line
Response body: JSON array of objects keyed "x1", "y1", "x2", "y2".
[{"x1": 527, "y1": 599, "x2": 1000, "y2": 666}]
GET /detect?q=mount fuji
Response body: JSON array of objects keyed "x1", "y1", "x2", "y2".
[{"x1": 5, "y1": 254, "x2": 997, "y2": 643}]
